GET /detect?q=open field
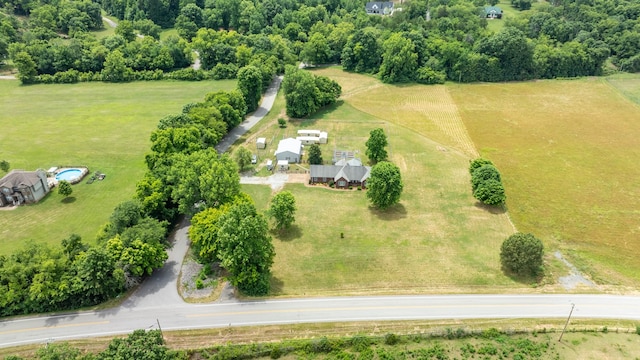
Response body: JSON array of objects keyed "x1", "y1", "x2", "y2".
[
  {"x1": 450, "y1": 76, "x2": 640, "y2": 287},
  {"x1": 239, "y1": 71, "x2": 524, "y2": 295},
  {"x1": 0, "y1": 79, "x2": 236, "y2": 255}
]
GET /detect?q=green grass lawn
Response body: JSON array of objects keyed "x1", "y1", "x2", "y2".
[
  {"x1": 238, "y1": 70, "x2": 517, "y2": 295},
  {"x1": 0, "y1": 79, "x2": 236, "y2": 255},
  {"x1": 451, "y1": 75, "x2": 640, "y2": 287}
]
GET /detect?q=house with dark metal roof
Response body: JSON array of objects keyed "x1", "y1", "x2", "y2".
[
  {"x1": 310, "y1": 163, "x2": 371, "y2": 189},
  {"x1": 366, "y1": 1, "x2": 394, "y2": 15},
  {"x1": 0, "y1": 170, "x2": 51, "y2": 206}
]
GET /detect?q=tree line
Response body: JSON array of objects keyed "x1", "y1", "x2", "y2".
[{"x1": 2, "y1": 0, "x2": 640, "y2": 85}]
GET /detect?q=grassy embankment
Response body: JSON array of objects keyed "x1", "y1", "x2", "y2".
[
  {"x1": 2, "y1": 320, "x2": 640, "y2": 359},
  {"x1": 0, "y1": 79, "x2": 236, "y2": 256},
  {"x1": 451, "y1": 74, "x2": 640, "y2": 288}
]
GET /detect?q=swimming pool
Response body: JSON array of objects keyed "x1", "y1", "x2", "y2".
[{"x1": 55, "y1": 168, "x2": 88, "y2": 184}]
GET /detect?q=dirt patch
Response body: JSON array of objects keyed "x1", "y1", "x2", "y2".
[
  {"x1": 554, "y1": 251, "x2": 597, "y2": 290},
  {"x1": 287, "y1": 173, "x2": 309, "y2": 183}
]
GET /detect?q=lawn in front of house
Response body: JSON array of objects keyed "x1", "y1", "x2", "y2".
[
  {"x1": 0, "y1": 79, "x2": 236, "y2": 255},
  {"x1": 265, "y1": 119, "x2": 516, "y2": 296},
  {"x1": 451, "y1": 75, "x2": 640, "y2": 286},
  {"x1": 236, "y1": 75, "x2": 517, "y2": 294}
]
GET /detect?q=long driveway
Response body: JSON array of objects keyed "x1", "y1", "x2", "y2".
[
  {"x1": 215, "y1": 76, "x2": 283, "y2": 153},
  {"x1": 1, "y1": 294, "x2": 640, "y2": 348}
]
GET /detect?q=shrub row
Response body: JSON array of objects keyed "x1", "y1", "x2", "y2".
[
  {"x1": 469, "y1": 158, "x2": 506, "y2": 206},
  {"x1": 32, "y1": 67, "x2": 238, "y2": 84}
]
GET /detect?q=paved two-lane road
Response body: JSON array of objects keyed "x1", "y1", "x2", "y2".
[{"x1": 2, "y1": 294, "x2": 640, "y2": 348}]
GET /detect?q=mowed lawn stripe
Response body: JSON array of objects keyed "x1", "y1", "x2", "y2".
[
  {"x1": 0, "y1": 80, "x2": 236, "y2": 255},
  {"x1": 451, "y1": 77, "x2": 640, "y2": 286}
]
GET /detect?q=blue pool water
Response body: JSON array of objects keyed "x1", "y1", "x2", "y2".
[{"x1": 55, "y1": 169, "x2": 82, "y2": 181}]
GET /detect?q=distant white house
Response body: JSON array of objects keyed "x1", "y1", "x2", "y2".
[
  {"x1": 256, "y1": 137, "x2": 266, "y2": 149},
  {"x1": 296, "y1": 136, "x2": 320, "y2": 145},
  {"x1": 365, "y1": 1, "x2": 394, "y2": 15},
  {"x1": 274, "y1": 138, "x2": 302, "y2": 163},
  {"x1": 319, "y1": 131, "x2": 328, "y2": 144}
]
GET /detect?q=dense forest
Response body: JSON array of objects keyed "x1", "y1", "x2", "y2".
[{"x1": 1, "y1": 0, "x2": 639, "y2": 84}]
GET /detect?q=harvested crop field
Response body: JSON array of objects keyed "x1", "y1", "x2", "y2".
[{"x1": 450, "y1": 76, "x2": 640, "y2": 286}]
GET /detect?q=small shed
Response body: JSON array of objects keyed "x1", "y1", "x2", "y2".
[
  {"x1": 319, "y1": 131, "x2": 328, "y2": 144},
  {"x1": 277, "y1": 160, "x2": 289, "y2": 171},
  {"x1": 256, "y1": 137, "x2": 267, "y2": 149},
  {"x1": 266, "y1": 159, "x2": 273, "y2": 171},
  {"x1": 296, "y1": 136, "x2": 320, "y2": 145}
]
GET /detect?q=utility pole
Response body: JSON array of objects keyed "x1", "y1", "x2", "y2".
[
  {"x1": 559, "y1": 303, "x2": 575, "y2": 342},
  {"x1": 157, "y1": 318, "x2": 164, "y2": 343}
]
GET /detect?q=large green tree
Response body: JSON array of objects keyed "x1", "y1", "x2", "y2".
[
  {"x1": 307, "y1": 144, "x2": 323, "y2": 165},
  {"x1": 169, "y1": 149, "x2": 240, "y2": 216},
  {"x1": 217, "y1": 202, "x2": 274, "y2": 296},
  {"x1": 237, "y1": 65, "x2": 263, "y2": 113},
  {"x1": 365, "y1": 128, "x2": 388, "y2": 164},
  {"x1": 366, "y1": 161, "x2": 403, "y2": 209},
  {"x1": 234, "y1": 146, "x2": 253, "y2": 171},
  {"x1": 101, "y1": 50, "x2": 132, "y2": 82},
  {"x1": 301, "y1": 32, "x2": 330, "y2": 65},
  {"x1": 13, "y1": 51, "x2": 37, "y2": 84},
  {"x1": 500, "y1": 232, "x2": 544, "y2": 277},
  {"x1": 268, "y1": 191, "x2": 296, "y2": 230},
  {"x1": 282, "y1": 65, "x2": 341, "y2": 118},
  {"x1": 379, "y1": 33, "x2": 418, "y2": 83}
]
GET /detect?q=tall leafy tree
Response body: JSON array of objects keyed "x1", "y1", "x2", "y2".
[
  {"x1": 12, "y1": 51, "x2": 37, "y2": 84},
  {"x1": 379, "y1": 33, "x2": 418, "y2": 83},
  {"x1": 268, "y1": 191, "x2": 296, "y2": 230},
  {"x1": 365, "y1": 128, "x2": 388, "y2": 164},
  {"x1": 475, "y1": 27, "x2": 535, "y2": 81},
  {"x1": 218, "y1": 202, "x2": 274, "y2": 296},
  {"x1": 234, "y1": 146, "x2": 253, "y2": 171},
  {"x1": 307, "y1": 144, "x2": 323, "y2": 165},
  {"x1": 73, "y1": 247, "x2": 125, "y2": 305},
  {"x1": 102, "y1": 49, "x2": 132, "y2": 82},
  {"x1": 301, "y1": 32, "x2": 330, "y2": 65},
  {"x1": 366, "y1": 161, "x2": 403, "y2": 210},
  {"x1": 237, "y1": 65, "x2": 263, "y2": 113},
  {"x1": 282, "y1": 65, "x2": 340, "y2": 118},
  {"x1": 500, "y1": 233, "x2": 544, "y2": 277},
  {"x1": 169, "y1": 149, "x2": 240, "y2": 216}
]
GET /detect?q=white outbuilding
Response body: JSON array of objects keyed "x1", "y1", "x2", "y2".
[
  {"x1": 319, "y1": 131, "x2": 328, "y2": 144},
  {"x1": 297, "y1": 129, "x2": 321, "y2": 137},
  {"x1": 274, "y1": 138, "x2": 302, "y2": 163},
  {"x1": 256, "y1": 137, "x2": 267, "y2": 149},
  {"x1": 296, "y1": 136, "x2": 320, "y2": 145},
  {"x1": 277, "y1": 160, "x2": 289, "y2": 171}
]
